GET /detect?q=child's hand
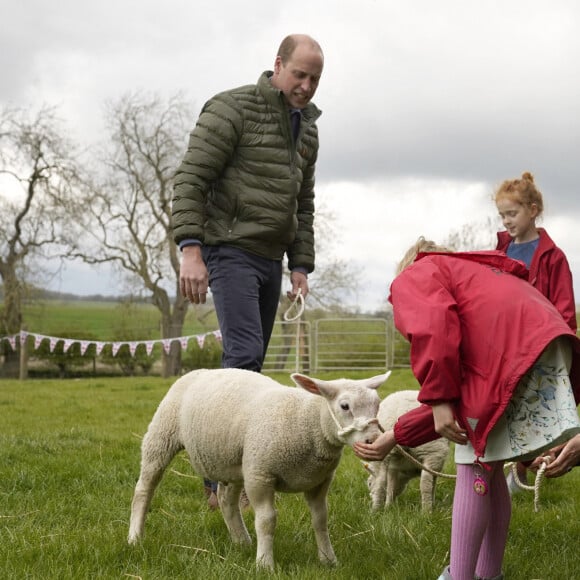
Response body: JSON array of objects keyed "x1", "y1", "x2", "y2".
[
  {"x1": 353, "y1": 429, "x2": 396, "y2": 461},
  {"x1": 432, "y1": 402, "x2": 468, "y2": 444}
]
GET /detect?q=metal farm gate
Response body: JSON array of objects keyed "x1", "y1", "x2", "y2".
[
  {"x1": 313, "y1": 318, "x2": 392, "y2": 372},
  {"x1": 262, "y1": 317, "x2": 402, "y2": 373}
]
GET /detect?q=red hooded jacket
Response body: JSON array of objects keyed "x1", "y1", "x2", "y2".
[
  {"x1": 391, "y1": 250, "x2": 580, "y2": 460},
  {"x1": 496, "y1": 228, "x2": 577, "y2": 332}
]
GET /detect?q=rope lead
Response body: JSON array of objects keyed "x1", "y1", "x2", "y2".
[{"x1": 506, "y1": 458, "x2": 550, "y2": 512}]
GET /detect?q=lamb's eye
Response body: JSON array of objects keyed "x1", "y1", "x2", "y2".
[{"x1": 340, "y1": 402, "x2": 350, "y2": 411}]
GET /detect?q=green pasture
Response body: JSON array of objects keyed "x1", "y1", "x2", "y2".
[
  {"x1": 24, "y1": 300, "x2": 219, "y2": 340},
  {"x1": 1, "y1": 369, "x2": 579, "y2": 579}
]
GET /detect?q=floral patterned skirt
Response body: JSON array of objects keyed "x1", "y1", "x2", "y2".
[{"x1": 456, "y1": 336, "x2": 580, "y2": 464}]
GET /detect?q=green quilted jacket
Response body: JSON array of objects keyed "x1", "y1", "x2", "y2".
[{"x1": 172, "y1": 71, "x2": 321, "y2": 272}]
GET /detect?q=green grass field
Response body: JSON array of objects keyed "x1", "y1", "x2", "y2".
[
  {"x1": 24, "y1": 300, "x2": 218, "y2": 340},
  {"x1": 1, "y1": 369, "x2": 579, "y2": 579}
]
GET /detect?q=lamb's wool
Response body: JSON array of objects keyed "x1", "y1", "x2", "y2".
[
  {"x1": 366, "y1": 390, "x2": 450, "y2": 512},
  {"x1": 128, "y1": 367, "x2": 388, "y2": 570}
]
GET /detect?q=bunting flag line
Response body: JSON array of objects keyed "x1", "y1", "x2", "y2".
[{"x1": 0, "y1": 329, "x2": 221, "y2": 358}]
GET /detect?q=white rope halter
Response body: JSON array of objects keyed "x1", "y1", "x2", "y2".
[{"x1": 325, "y1": 400, "x2": 381, "y2": 443}]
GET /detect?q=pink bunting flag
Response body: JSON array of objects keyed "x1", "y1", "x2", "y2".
[{"x1": 63, "y1": 339, "x2": 75, "y2": 353}]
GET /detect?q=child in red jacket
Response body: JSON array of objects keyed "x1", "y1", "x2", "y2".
[
  {"x1": 354, "y1": 238, "x2": 580, "y2": 580},
  {"x1": 494, "y1": 171, "x2": 577, "y2": 491},
  {"x1": 495, "y1": 171, "x2": 576, "y2": 331}
]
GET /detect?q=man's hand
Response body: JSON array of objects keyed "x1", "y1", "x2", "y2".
[
  {"x1": 533, "y1": 434, "x2": 580, "y2": 478},
  {"x1": 287, "y1": 270, "x2": 309, "y2": 300},
  {"x1": 432, "y1": 402, "x2": 468, "y2": 444},
  {"x1": 353, "y1": 429, "x2": 397, "y2": 462},
  {"x1": 179, "y1": 245, "x2": 209, "y2": 304}
]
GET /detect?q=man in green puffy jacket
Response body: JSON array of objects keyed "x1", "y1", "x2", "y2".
[
  {"x1": 173, "y1": 33, "x2": 323, "y2": 373},
  {"x1": 173, "y1": 33, "x2": 324, "y2": 508}
]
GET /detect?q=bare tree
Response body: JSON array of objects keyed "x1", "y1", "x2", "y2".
[
  {"x1": 68, "y1": 93, "x2": 194, "y2": 377},
  {"x1": 0, "y1": 105, "x2": 80, "y2": 376},
  {"x1": 307, "y1": 199, "x2": 361, "y2": 310},
  {"x1": 444, "y1": 216, "x2": 498, "y2": 251}
]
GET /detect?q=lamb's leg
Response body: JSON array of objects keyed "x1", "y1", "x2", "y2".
[
  {"x1": 304, "y1": 478, "x2": 337, "y2": 566},
  {"x1": 245, "y1": 482, "x2": 277, "y2": 570},
  {"x1": 385, "y1": 470, "x2": 408, "y2": 506},
  {"x1": 128, "y1": 424, "x2": 182, "y2": 544},
  {"x1": 218, "y1": 482, "x2": 251, "y2": 545},
  {"x1": 369, "y1": 462, "x2": 388, "y2": 511},
  {"x1": 419, "y1": 471, "x2": 436, "y2": 513}
]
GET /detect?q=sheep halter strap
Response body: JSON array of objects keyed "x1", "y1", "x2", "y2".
[{"x1": 325, "y1": 401, "x2": 379, "y2": 443}]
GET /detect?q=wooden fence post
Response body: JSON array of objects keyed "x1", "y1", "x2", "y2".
[{"x1": 19, "y1": 326, "x2": 29, "y2": 380}]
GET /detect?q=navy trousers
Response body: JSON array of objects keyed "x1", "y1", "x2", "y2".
[{"x1": 203, "y1": 245, "x2": 282, "y2": 372}]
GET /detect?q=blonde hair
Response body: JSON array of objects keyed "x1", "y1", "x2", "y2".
[
  {"x1": 396, "y1": 237, "x2": 451, "y2": 275},
  {"x1": 494, "y1": 171, "x2": 544, "y2": 215}
]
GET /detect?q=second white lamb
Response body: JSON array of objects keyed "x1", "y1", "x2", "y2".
[{"x1": 365, "y1": 389, "x2": 450, "y2": 512}]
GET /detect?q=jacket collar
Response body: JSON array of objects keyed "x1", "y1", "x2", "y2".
[{"x1": 257, "y1": 71, "x2": 322, "y2": 124}]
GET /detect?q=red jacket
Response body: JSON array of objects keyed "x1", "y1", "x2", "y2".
[
  {"x1": 496, "y1": 228, "x2": 577, "y2": 332},
  {"x1": 391, "y1": 250, "x2": 580, "y2": 460}
]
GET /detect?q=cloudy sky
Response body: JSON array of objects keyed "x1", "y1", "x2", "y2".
[{"x1": 2, "y1": 0, "x2": 579, "y2": 311}]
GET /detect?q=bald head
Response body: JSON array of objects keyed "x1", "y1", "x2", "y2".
[
  {"x1": 272, "y1": 34, "x2": 324, "y2": 109},
  {"x1": 277, "y1": 34, "x2": 324, "y2": 65}
]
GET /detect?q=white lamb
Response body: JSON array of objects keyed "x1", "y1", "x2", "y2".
[
  {"x1": 365, "y1": 390, "x2": 450, "y2": 513},
  {"x1": 128, "y1": 367, "x2": 389, "y2": 570}
]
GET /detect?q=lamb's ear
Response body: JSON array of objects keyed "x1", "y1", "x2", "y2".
[
  {"x1": 291, "y1": 374, "x2": 341, "y2": 398},
  {"x1": 363, "y1": 370, "x2": 391, "y2": 390},
  {"x1": 291, "y1": 373, "x2": 322, "y2": 395}
]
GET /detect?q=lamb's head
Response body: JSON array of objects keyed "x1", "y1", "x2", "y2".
[{"x1": 291, "y1": 371, "x2": 391, "y2": 446}]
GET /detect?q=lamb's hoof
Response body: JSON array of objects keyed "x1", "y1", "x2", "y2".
[
  {"x1": 127, "y1": 533, "x2": 140, "y2": 545},
  {"x1": 233, "y1": 533, "x2": 252, "y2": 545},
  {"x1": 256, "y1": 556, "x2": 275, "y2": 571},
  {"x1": 321, "y1": 557, "x2": 338, "y2": 567}
]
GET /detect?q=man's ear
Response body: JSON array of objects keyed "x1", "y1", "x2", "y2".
[{"x1": 273, "y1": 55, "x2": 282, "y2": 74}]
